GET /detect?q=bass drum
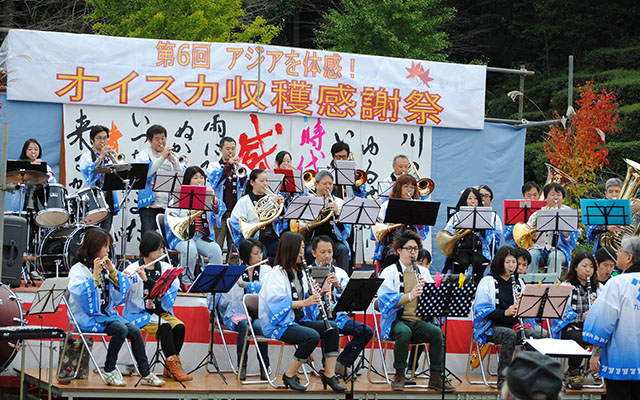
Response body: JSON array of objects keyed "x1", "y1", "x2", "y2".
[{"x1": 0, "y1": 285, "x2": 25, "y2": 372}]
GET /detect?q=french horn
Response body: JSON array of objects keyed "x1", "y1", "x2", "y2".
[{"x1": 238, "y1": 194, "x2": 284, "y2": 239}]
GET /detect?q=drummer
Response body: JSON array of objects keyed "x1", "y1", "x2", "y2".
[
  {"x1": 6, "y1": 138, "x2": 56, "y2": 212},
  {"x1": 79, "y1": 125, "x2": 120, "y2": 232}
]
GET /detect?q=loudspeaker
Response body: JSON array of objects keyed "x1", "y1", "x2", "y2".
[{"x1": 2, "y1": 215, "x2": 27, "y2": 287}]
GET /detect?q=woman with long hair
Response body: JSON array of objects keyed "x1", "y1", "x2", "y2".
[{"x1": 258, "y1": 232, "x2": 345, "y2": 392}]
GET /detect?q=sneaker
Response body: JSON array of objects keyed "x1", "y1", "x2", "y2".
[
  {"x1": 140, "y1": 372, "x2": 166, "y2": 387},
  {"x1": 102, "y1": 369, "x2": 125, "y2": 386}
]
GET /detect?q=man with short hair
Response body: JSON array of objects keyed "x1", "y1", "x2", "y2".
[
  {"x1": 594, "y1": 246, "x2": 617, "y2": 287},
  {"x1": 382, "y1": 155, "x2": 411, "y2": 184},
  {"x1": 584, "y1": 236, "x2": 640, "y2": 399},
  {"x1": 501, "y1": 351, "x2": 563, "y2": 400},
  {"x1": 504, "y1": 181, "x2": 540, "y2": 247}
]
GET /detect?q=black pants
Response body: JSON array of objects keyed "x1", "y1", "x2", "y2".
[
  {"x1": 451, "y1": 249, "x2": 487, "y2": 283},
  {"x1": 605, "y1": 378, "x2": 640, "y2": 400},
  {"x1": 280, "y1": 320, "x2": 339, "y2": 362},
  {"x1": 103, "y1": 321, "x2": 150, "y2": 376}
]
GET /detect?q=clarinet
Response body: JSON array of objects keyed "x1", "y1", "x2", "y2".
[
  {"x1": 302, "y1": 259, "x2": 335, "y2": 334},
  {"x1": 586, "y1": 278, "x2": 595, "y2": 310},
  {"x1": 510, "y1": 273, "x2": 526, "y2": 344}
]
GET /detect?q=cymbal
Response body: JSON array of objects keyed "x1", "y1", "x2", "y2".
[
  {"x1": 6, "y1": 170, "x2": 48, "y2": 185},
  {"x1": 93, "y1": 164, "x2": 132, "y2": 174}
]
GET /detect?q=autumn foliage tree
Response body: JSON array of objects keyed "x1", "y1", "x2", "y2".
[{"x1": 544, "y1": 81, "x2": 620, "y2": 200}]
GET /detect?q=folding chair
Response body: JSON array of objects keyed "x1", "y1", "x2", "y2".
[
  {"x1": 465, "y1": 336, "x2": 500, "y2": 387},
  {"x1": 212, "y1": 308, "x2": 238, "y2": 375},
  {"x1": 367, "y1": 299, "x2": 431, "y2": 388},
  {"x1": 225, "y1": 218, "x2": 240, "y2": 263},
  {"x1": 59, "y1": 290, "x2": 140, "y2": 384},
  {"x1": 239, "y1": 294, "x2": 310, "y2": 388}
]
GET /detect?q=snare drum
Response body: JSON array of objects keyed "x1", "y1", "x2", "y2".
[
  {"x1": 0, "y1": 285, "x2": 25, "y2": 372},
  {"x1": 77, "y1": 187, "x2": 109, "y2": 225},
  {"x1": 33, "y1": 184, "x2": 70, "y2": 227}
]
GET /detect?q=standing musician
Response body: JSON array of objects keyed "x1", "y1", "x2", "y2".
[
  {"x1": 259, "y1": 232, "x2": 346, "y2": 392},
  {"x1": 229, "y1": 169, "x2": 285, "y2": 259},
  {"x1": 310, "y1": 235, "x2": 373, "y2": 378},
  {"x1": 207, "y1": 137, "x2": 249, "y2": 263},
  {"x1": 79, "y1": 125, "x2": 120, "y2": 232},
  {"x1": 552, "y1": 253, "x2": 599, "y2": 389},
  {"x1": 274, "y1": 150, "x2": 294, "y2": 169},
  {"x1": 473, "y1": 246, "x2": 544, "y2": 389},
  {"x1": 66, "y1": 228, "x2": 165, "y2": 387},
  {"x1": 164, "y1": 166, "x2": 223, "y2": 287},
  {"x1": 122, "y1": 231, "x2": 191, "y2": 382},
  {"x1": 526, "y1": 183, "x2": 578, "y2": 275},
  {"x1": 478, "y1": 185, "x2": 504, "y2": 251},
  {"x1": 373, "y1": 174, "x2": 429, "y2": 269},
  {"x1": 218, "y1": 238, "x2": 271, "y2": 380},
  {"x1": 328, "y1": 141, "x2": 366, "y2": 199},
  {"x1": 377, "y1": 230, "x2": 453, "y2": 391},
  {"x1": 136, "y1": 124, "x2": 183, "y2": 234},
  {"x1": 301, "y1": 170, "x2": 351, "y2": 272},
  {"x1": 381, "y1": 155, "x2": 411, "y2": 185},
  {"x1": 442, "y1": 187, "x2": 499, "y2": 283},
  {"x1": 503, "y1": 181, "x2": 540, "y2": 247}
]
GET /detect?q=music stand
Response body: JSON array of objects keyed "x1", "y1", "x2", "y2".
[
  {"x1": 580, "y1": 199, "x2": 631, "y2": 226},
  {"x1": 187, "y1": 264, "x2": 246, "y2": 383},
  {"x1": 155, "y1": 171, "x2": 185, "y2": 204},
  {"x1": 536, "y1": 208, "x2": 578, "y2": 274},
  {"x1": 339, "y1": 198, "x2": 381, "y2": 226},
  {"x1": 517, "y1": 283, "x2": 572, "y2": 320},
  {"x1": 377, "y1": 181, "x2": 393, "y2": 198},
  {"x1": 134, "y1": 267, "x2": 184, "y2": 388},
  {"x1": 417, "y1": 277, "x2": 475, "y2": 397},
  {"x1": 333, "y1": 273, "x2": 383, "y2": 388},
  {"x1": 273, "y1": 168, "x2": 304, "y2": 193},
  {"x1": 385, "y1": 198, "x2": 440, "y2": 226},
  {"x1": 283, "y1": 196, "x2": 325, "y2": 221},
  {"x1": 503, "y1": 199, "x2": 546, "y2": 225},
  {"x1": 333, "y1": 160, "x2": 356, "y2": 186},
  {"x1": 101, "y1": 163, "x2": 148, "y2": 270}
]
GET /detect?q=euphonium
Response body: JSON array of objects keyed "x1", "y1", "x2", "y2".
[
  {"x1": 539, "y1": 163, "x2": 575, "y2": 200},
  {"x1": 407, "y1": 161, "x2": 435, "y2": 197},
  {"x1": 167, "y1": 210, "x2": 204, "y2": 241},
  {"x1": 600, "y1": 158, "x2": 640, "y2": 250},
  {"x1": 302, "y1": 169, "x2": 317, "y2": 194},
  {"x1": 513, "y1": 216, "x2": 538, "y2": 250},
  {"x1": 238, "y1": 194, "x2": 284, "y2": 239},
  {"x1": 290, "y1": 196, "x2": 335, "y2": 235},
  {"x1": 436, "y1": 228, "x2": 472, "y2": 258}
]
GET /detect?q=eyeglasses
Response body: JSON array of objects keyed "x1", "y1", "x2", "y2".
[
  {"x1": 481, "y1": 194, "x2": 491, "y2": 199},
  {"x1": 401, "y1": 246, "x2": 419, "y2": 252},
  {"x1": 94, "y1": 135, "x2": 108, "y2": 141}
]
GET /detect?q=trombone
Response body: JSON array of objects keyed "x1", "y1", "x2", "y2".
[{"x1": 407, "y1": 161, "x2": 435, "y2": 197}]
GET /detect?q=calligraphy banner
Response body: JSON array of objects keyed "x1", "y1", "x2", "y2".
[{"x1": 4, "y1": 29, "x2": 486, "y2": 129}]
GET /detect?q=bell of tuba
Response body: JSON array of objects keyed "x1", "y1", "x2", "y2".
[
  {"x1": 167, "y1": 210, "x2": 204, "y2": 241},
  {"x1": 238, "y1": 194, "x2": 284, "y2": 239},
  {"x1": 372, "y1": 222, "x2": 404, "y2": 244},
  {"x1": 600, "y1": 158, "x2": 640, "y2": 250},
  {"x1": 539, "y1": 163, "x2": 575, "y2": 200},
  {"x1": 513, "y1": 219, "x2": 537, "y2": 250},
  {"x1": 436, "y1": 229, "x2": 471, "y2": 258},
  {"x1": 407, "y1": 161, "x2": 435, "y2": 197}
]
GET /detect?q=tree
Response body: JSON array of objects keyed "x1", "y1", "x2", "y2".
[
  {"x1": 86, "y1": 0, "x2": 280, "y2": 43},
  {"x1": 543, "y1": 81, "x2": 620, "y2": 200},
  {"x1": 315, "y1": 0, "x2": 455, "y2": 62}
]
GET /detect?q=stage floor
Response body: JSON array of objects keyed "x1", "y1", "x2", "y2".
[{"x1": 21, "y1": 369, "x2": 605, "y2": 400}]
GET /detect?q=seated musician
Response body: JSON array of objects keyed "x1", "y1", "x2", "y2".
[
  {"x1": 274, "y1": 150, "x2": 294, "y2": 169},
  {"x1": 526, "y1": 183, "x2": 578, "y2": 275},
  {"x1": 122, "y1": 231, "x2": 191, "y2": 382},
  {"x1": 373, "y1": 174, "x2": 428, "y2": 269},
  {"x1": 301, "y1": 170, "x2": 351, "y2": 272},
  {"x1": 310, "y1": 235, "x2": 373, "y2": 378},
  {"x1": 381, "y1": 155, "x2": 411, "y2": 186},
  {"x1": 218, "y1": 238, "x2": 271, "y2": 380},
  {"x1": 377, "y1": 230, "x2": 454, "y2": 392},
  {"x1": 473, "y1": 246, "x2": 544, "y2": 389},
  {"x1": 478, "y1": 185, "x2": 504, "y2": 250},
  {"x1": 595, "y1": 246, "x2": 617, "y2": 287},
  {"x1": 164, "y1": 166, "x2": 223, "y2": 287},
  {"x1": 79, "y1": 125, "x2": 120, "y2": 232},
  {"x1": 259, "y1": 232, "x2": 345, "y2": 392},
  {"x1": 515, "y1": 247, "x2": 531, "y2": 275},
  {"x1": 503, "y1": 181, "x2": 540, "y2": 247},
  {"x1": 551, "y1": 253, "x2": 599, "y2": 389},
  {"x1": 229, "y1": 169, "x2": 285, "y2": 259},
  {"x1": 443, "y1": 187, "x2": 499, "y2": 283},
  {"x1": 66, "y1": 228, "x2": 164, "y2": 387}
]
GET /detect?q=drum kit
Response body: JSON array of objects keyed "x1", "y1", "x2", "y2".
[{"x1": 5, "y1": 166, "x2": 111, "y2": 279}]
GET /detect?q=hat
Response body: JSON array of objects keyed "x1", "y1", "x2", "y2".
[{"x1": 505, "y1": 351, "x2": 563, "y2": 400}]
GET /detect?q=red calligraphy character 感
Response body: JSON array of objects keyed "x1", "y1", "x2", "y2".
[{"x1": 237, "y1": 114, "x2": 284, "y2": 170}]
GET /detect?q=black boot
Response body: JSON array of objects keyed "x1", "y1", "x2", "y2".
[
  {"x1": 282, "y1": 374, "x2": 306, "y2": 391},
  {"x1": 320, "y1": 374, "x2": 346, "y2": 392}
]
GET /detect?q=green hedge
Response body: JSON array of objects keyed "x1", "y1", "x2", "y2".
[{"x1": 584, "y1": 46, "x2": 640, "y2": 71}]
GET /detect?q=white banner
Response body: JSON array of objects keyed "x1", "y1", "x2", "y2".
[
  {"x1": 62, "y1": 104, "x2": 433, "y2": 258},
  {"x1": 4, "y1": 29, "x2": 486, "y2": 129}
]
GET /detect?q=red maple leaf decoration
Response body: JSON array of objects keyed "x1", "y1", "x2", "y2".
[
  {"x1": 419, "y1": 69, "x2": 434, "y2": 87},
  {"x1": 405, "y1": 61, "x2": 424, "y2": 79}
]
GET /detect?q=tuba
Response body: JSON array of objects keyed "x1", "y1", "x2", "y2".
[
  {"x1": 539, "y1": 163, "x2": 575, "y2": 200},
  {"x1": 600, "y1": 158, "x2": 640, "y2": 250},
  {"x1": 238, "y1": 194, "x2": 284, "y2": 239},
  {"x1": 407, "y1": 161, "x2": 435, "y2": 197},
  {"x1": 513, "y1": 218, "x2": 537, "y2": 250},
  {"x1": 167, "y1": 210, "x2": 204, "y2": 241},
  {"x1": 436, "y1": 229, "x2": 472, "y2": 258},
  {"x1": 290, "y1": 196, "x2": 335, "y2": 235},
  {"x1": 372, "y1": 222, "x2": 404, "y2": 244}
]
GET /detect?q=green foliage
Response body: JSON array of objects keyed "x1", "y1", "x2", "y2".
[
  {"x1": 315, "y1": 0, "x2": 455, "y2": 62},
  {"x1": 86, "y1": 0, "x2": 280, "y2": 43},
  {"x1": 584, "y1": 46, "x2": 640, "y2": 72}
]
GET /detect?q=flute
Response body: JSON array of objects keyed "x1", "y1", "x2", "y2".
[
  {"x1": 124, "y1": 253, "x2": 169, "y2": 277},
  {"x1": 247, "y1": 259, "x2": 269, "y2": 269}
]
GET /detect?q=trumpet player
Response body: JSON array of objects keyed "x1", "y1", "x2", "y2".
[
  {"x1": 377, "y1": 230, "x2": 453, "y2": 392},
  {"x1": 79, "y1": 125, "x2": 120, "y2": 231},
  {"x1": 258, "y1": 232, "x2": 345, "y2": 392},
  {"x1": 135, "y1": 124, "x2": 183, "y2": 234},
  {"x1": 207, "y1": 137, "x2": 249, "y2": 263},
  {"x1": 329, "y1": 141, "x2": 366, "y2": 199},
  {"x1": 311, "y1": 235, "x2": 373, "y2": 379},
  {"x1": 526, "y1": 183, "x2": 578, "y2": 276}
]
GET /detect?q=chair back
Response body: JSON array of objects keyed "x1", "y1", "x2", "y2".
[
  {"x1": 244, "y1": 294, "x2": 259, "y2": 315},
  {"x1": 373, "y1": 298, "x2": 380, "y2": 313}
]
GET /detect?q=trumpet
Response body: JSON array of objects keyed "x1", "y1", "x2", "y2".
[
  {"x1": 302, "y1": 259, "x2": 335, "y2": 335},
  {"x1": 234, "y1": 163, "x2": 247, "y2": 179},
  {"x1": 178, "y1": 154, "x2": 188, "y2": 167}
]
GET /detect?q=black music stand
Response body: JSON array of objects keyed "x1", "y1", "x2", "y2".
[
  {"x1": 580, "y1": 199, "x2": 631, "y2": 226},
  {"x1": 332, "y1": 271, "x2": 383, "y2": 390},
  {"x1": 187, "y1": 264, "x2": 246, "y2": 383},
  {"x1": 385, "y1": 198, "x2": 440, "y2": 226},
  {"x1": 503, "y1": 199, "x2": 546, "y2": 225},
  {"x1": 155, "y1": 171, "x2": 185, "y2": 204},
  {"x1": 536, "y1": 208, "x2": 578, "y2": 274},
  {"x1": 134, "y1": 267, "x2": 185, "y2": 387},
  {"x1": 454, "y1": 206, "x2": 494, "y2": 254},
  {"x1": 340, "y1": 198, "x2": 380, "y2": 226},
  {"x1": 417, "y1": 277, "x2": 475, "y2": 398},
  {"x1": 517, "y1": 283, "x2": 572, "y2": 321},
  {"x1": 101, "y1": 163, "x2": 148, "y2": 270}
]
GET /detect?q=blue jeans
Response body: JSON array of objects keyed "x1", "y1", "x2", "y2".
[
  {"x1": 280, "y1": 320, "x2": 339, "y2": 362},
  {"x1": 528, "y1": 248, "x2": 566, "y2": 276},
  {"x1": 235, "y1": 319, "x2": 269, "y2": 368},
  {"x1": 337, "y1": 320, "x2": 373, "y2": 367},
  {"x1": 103, "y1": 321, "x2": 150, "y2": 376},
  {"x1": 174, "y1": 232, "x2": 223, "y2": 284}
]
